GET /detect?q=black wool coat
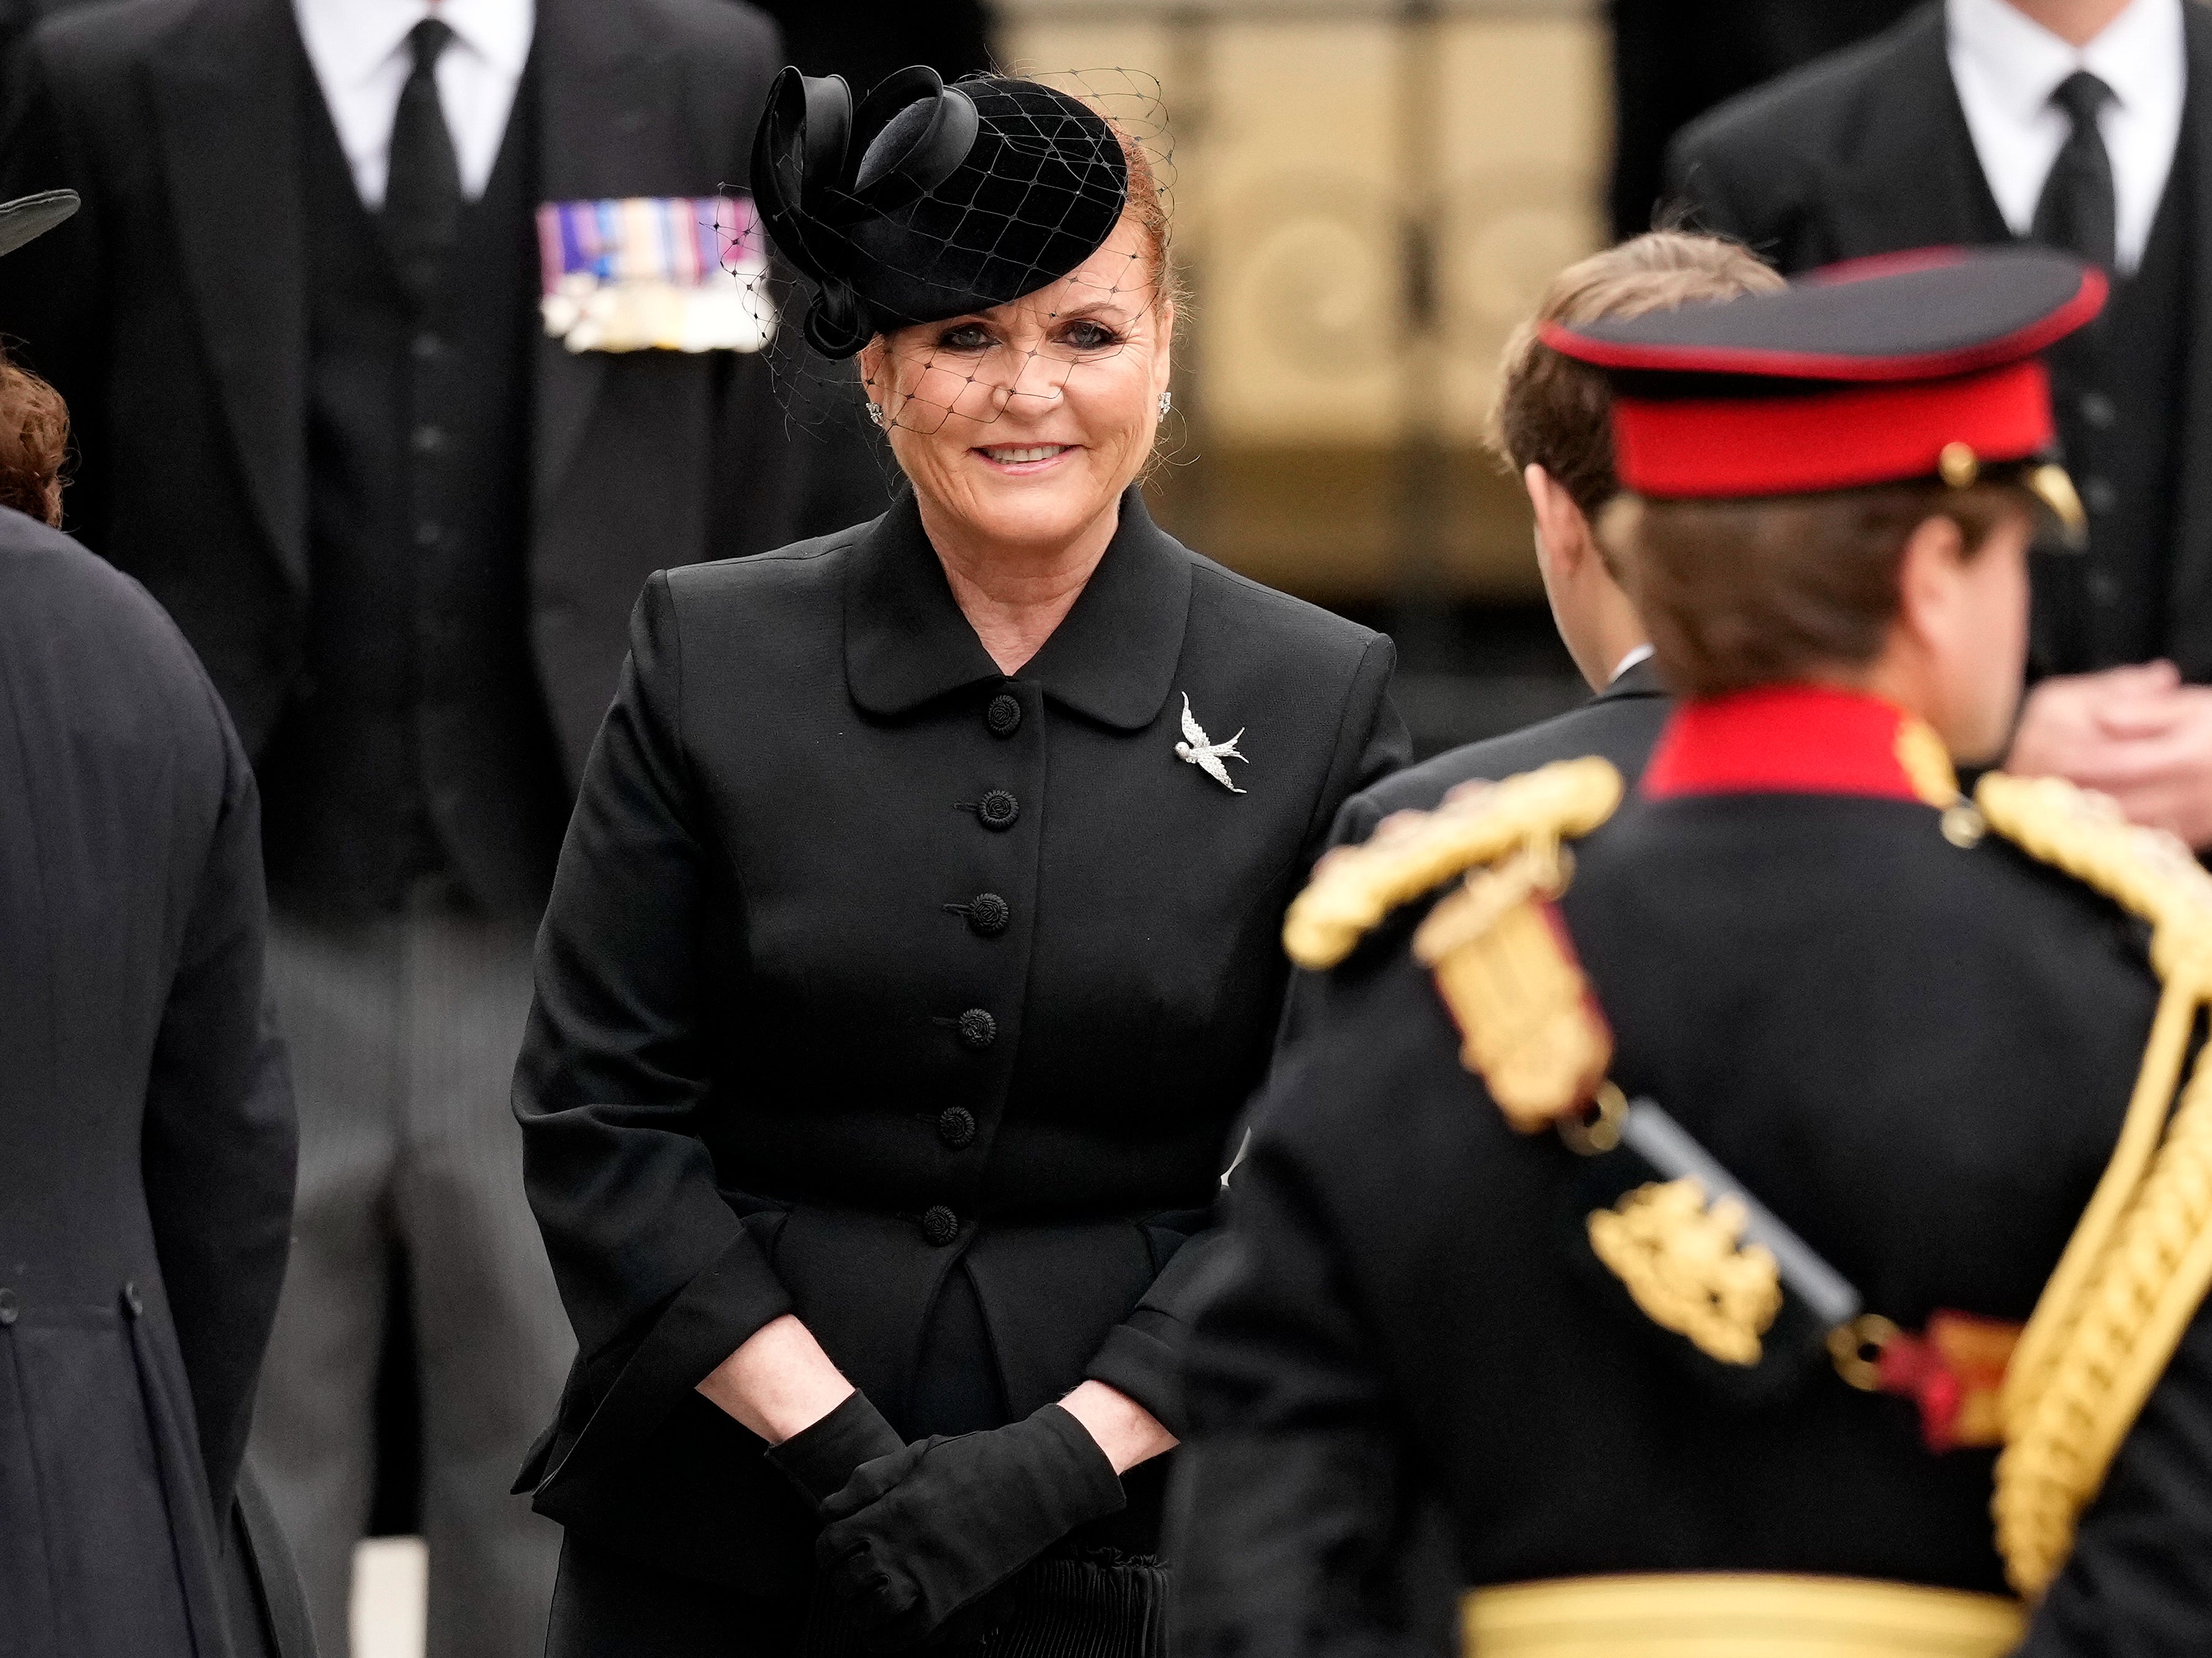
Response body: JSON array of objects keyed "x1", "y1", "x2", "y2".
[
  {"x1": 1661, "y1": 0, "x2": 2212, "y2": 684},
  {"x1": 1176, "y1": 781, "x2": 2212, "y2": 1657},
  {"x1": 0, "y1": 512, "x2": 302, "y2": 1658},
  {"x1": 513, "y1": 488, "x2": 1407, "y2": 1592}
]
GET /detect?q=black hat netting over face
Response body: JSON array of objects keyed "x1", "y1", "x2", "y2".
[{"x1": 721, "y1": 66, "x2": 1176, "y2": 446}]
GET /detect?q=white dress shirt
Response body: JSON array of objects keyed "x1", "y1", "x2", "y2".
[
  {"x1": 1946, "y1": 0, "x2": 2186, "y2": 273},
  {"x1": 1608, "y1": 643, "x2": 1655, "y2": 684},
  {"x1": 292, "y1": 0, "x2": 535, "y2": 209}
]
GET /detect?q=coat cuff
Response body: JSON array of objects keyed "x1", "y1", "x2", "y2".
[
  {"x1": 1084, "y1": 1308, "x2": 1187, "y2": 1439},
  {"x1": 533, "y1": 1229, "x2": 792, "y2": 1498}
]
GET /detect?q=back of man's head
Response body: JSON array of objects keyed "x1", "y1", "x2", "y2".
[{"x1": 1489, "y1": 232, "x2": 1786, "y2": 535}]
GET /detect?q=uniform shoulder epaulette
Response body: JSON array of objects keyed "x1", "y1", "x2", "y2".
[
  {"x1": 1974, "y1": 772, "x2": 2212, "y2": 1600},
  {"x1": 1283, "y1": 756, "x2": 1625, "y2": 971},
  {"x1": 1284, "y1": 757, "x2": 1625, "y2": 1131}
]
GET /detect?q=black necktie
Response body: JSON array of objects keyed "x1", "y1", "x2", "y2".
[
  {"x1": 383, "y1": 18, "x2": 461, "y2": 304},
  {"x1": 2032, "y1": 70, "x2": 2118, "y2": 271}
]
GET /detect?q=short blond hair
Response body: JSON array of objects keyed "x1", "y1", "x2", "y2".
[{"x1": 1488, "y1": 232, "x2": 1785, "y2": 525}]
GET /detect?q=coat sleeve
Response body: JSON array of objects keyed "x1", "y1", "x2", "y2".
[
  {"x1": 514, "y1": 572, "x2": 794, "y2": 1477},
  {"x1": 1171, "y1": 1115, "x2": 1439, "y2": 1658},
  {"x1": 1081, "y1": 634, "x2": 1408, "y2": 1436},
  {"x1": 139, "y1": 669, "x2": 296, "y2": 1517},
  {"x1": 2019, "y1": 1299, "x2": 2212, "y2": 1655}
]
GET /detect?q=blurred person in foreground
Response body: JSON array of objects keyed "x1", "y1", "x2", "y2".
[
  {"x1": 1325, "y1": 231, "x2": 1782, "y2": 850},
  {"x1": 0, "y1": 189, "x2": 310, "y2": 1658},
  {"x1": 1667, "y1": 0, "x2": 2212, "y2": 849},
  {"x1": 1175, "y1": 247, "x2": 2212, "y2": 1657},
  {"x1": 0, "y1": 2, "x2": 796, "y2": 1654},
  {"x1": 512, "y1": 66, "x2": 1404, "y2": 1656}
]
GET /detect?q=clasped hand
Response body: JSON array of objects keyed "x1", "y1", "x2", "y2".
[
  {"x1": 2010, "y1": 662, "x2": 2212, "y2": 849},
  {"x1": 810, "y1": 1401, "x2": 1128, "y2": 1649}
]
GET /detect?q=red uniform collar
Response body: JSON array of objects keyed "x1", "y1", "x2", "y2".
[{"x1": 1641, "y1": 684, "x2": 1959, "y2": 805}]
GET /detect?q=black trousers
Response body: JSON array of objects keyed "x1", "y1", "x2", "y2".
[{"x1": 546, "y1": 1534, "x2": 805, "y2": 1657}]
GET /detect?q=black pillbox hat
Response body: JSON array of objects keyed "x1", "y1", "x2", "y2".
[{"x1": 753, "y1": 66, "x2": 1131, "y2": 359}]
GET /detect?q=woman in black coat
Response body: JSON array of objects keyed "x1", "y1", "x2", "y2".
[
  {"x1": 0, "y1": 191, "x2": 308, "y2": 1658},
  {"x1": 514, "y1": 71, "x2": 1407, "y2": 1656}
]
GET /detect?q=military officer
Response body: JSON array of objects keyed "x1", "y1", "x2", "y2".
[{"x1": 1174, "y1": 247, "x2": 2212, "y2": 1656}]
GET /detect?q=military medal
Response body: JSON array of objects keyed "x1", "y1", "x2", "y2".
[{"x1": 535, "y1": 195, "x2": 776, "y2": 353}]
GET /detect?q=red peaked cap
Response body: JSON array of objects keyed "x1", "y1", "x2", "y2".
[{"x1": 1538, "y1": 247, "x2": 2106, "y2": 500}]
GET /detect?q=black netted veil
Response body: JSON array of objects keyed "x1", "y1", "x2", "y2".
[{"x1": 753, "y1": 66, "x2": 1131, "y2": 358}]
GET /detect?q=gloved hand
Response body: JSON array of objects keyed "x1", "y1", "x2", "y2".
[
  {"x1": 815, "y1": 1402, "x2": 1127, "y2": 1647},
  {"x1": 763, "y1": 1390, "x2": 907, "y2": 1513}
]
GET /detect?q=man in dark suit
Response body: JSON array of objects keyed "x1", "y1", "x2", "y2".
[
  {"x1": 1323, "y1": 231, "x2": 1783, "y2": 848},
  {"x1": 1608, "y1": 0, "x2": 1919, "y2": 240},
  {"x1": 0, "y1": 2, "x2": 796, "y2": 1654},
  {"x1": 1664, "y1": 0, "x2": 2212, "y2": 850}
]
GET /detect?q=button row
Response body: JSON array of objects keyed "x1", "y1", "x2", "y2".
[{"x1": 987, "y1": 692, "x2": 1022, "y2": 736}]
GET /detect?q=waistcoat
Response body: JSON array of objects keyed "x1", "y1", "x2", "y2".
[{"x1": 258, "y1": 52, "x2": 567, "y2": 919}]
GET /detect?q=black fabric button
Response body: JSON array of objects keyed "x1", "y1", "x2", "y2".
[
  {"x1": 411, "y1": 424, "x2": 446, "y2": 455},
  {"x1": 414, "y1": 522, "x2": 442, "y2": 548},
  {"x1": 958, "y1": 1007, "x2": 997, "y2": 1050},
  {"x1": 937, "y1": 1105, "x2": 977, "y2": 1148},
  {"x1": 2079, "y1": 391, "x2": 2116, "y2": 429},
  {"x1": 2088, "y1": 568, "x2": 2122, "y2": 606},
  {"x1": 987, "y1": 694, "x2": 1022, "y2": 736},
  {"x1": 966, "y1": 892, "x2": 1010, "y2": 936},
  {"x1": 922, "y1": 1205, "x2": 960, "y2": 1246},
  {"x1": 2083, "y1": 476, "x2": 2117, "y2": 515},
  {"x1": 122, "y1": 1280, "x2": 143, "y2": 1318},
  {"x1": 978, "y1": 790, "x2": 1018, "y2": 830},
  {"x1": 0, "y1": 1287, "x2": 16, "y2": 1325}
]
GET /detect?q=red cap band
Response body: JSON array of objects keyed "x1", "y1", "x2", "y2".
[{"x1": 1609, "y1": 358, "x2": 2056, "y2": 500}]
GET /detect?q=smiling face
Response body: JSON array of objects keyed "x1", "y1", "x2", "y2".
[{"x1": 859, "y1": 215, "x2": 1172, "y2": 555}]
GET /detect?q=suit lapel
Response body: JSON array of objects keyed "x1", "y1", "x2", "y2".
[
  {"x1": 530, "y1": 0, "x2": 687, "y2": 507},
  {"x1": 1828, "y1": 6, "x2": 2010, "y2": 256},
  {"x1": 2164, "y1": 5, "x2": 2212, "y2": 674},
  {"x1": 148, "y1": 0, "x2": 307, "y2": 588}
]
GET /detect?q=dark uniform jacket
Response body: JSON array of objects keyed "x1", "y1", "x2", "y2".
[
  {"x1": 1661, "y1": 1, "x2": 2212, "y2": 683},
  {"x1": 0, "y1": 513, "x2": 307, "y2": 1658},
  {"x1": 1276, "y1": 658, "x2": 1669, "y2": 1054},
  {"x1": 0, "y1": 0, "x2": 796, "y2": 785},
  {"x1": 513, "y1": 487, "x2": 1407, "y2": 1592},
  {"x1": 1176, "y1": 697, "x2": 2212, "y2": 1657}
]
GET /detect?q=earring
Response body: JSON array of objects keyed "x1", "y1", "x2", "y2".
[
  {"x1": 865, "y1": 402, "x2": 886, "y2": 430},
  {"x1": 1158, "y1": 390, "x2": 1173, "y2": 417}
]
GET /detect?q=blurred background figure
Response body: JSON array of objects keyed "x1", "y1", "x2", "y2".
[
  {"x1": 0, "y1": 1, "x2": 794, "y2": 1654},
  {"x1": 1666, "y1": 0, "x2": 2212, "y2": 848},
  {"x1": 0, "y1": 187, "x2": 310, "y2": 1658},
  {"x1": 1607, "y1": 0, "x2": 1918, "y2": 239}
]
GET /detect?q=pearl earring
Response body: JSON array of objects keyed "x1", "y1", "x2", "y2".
[{"x1": 1158, "y1": 390, "x2": 1172, "y2": 417}]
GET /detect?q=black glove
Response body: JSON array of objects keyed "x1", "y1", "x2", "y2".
[
  {"x1": 815, "y1": 1402, "x2": 1127, "y2": 1647},
  {"x1": 763, "y1": 1390, "x2": 907, "y2": 1513}
]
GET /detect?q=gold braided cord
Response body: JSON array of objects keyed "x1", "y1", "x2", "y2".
[
  {"x1": 1974, "y1": 771, "x2": 2212, "y2": 1598},
  {"x1": 1282, "y1": 758, "x2": 1624, "y2": 971}
]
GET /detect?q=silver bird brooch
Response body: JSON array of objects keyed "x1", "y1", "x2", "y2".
[{"x1": 1176, "y1": 692, "x2": 1248, "y2": 794}]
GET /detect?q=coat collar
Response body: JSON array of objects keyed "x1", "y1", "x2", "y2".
[
  {"x1": 845, "y1": 486, "x2": 1192, "y2": 729},
  {"x1": 1597, "y1": 655, "x2": 1666, "y2": 703}
]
